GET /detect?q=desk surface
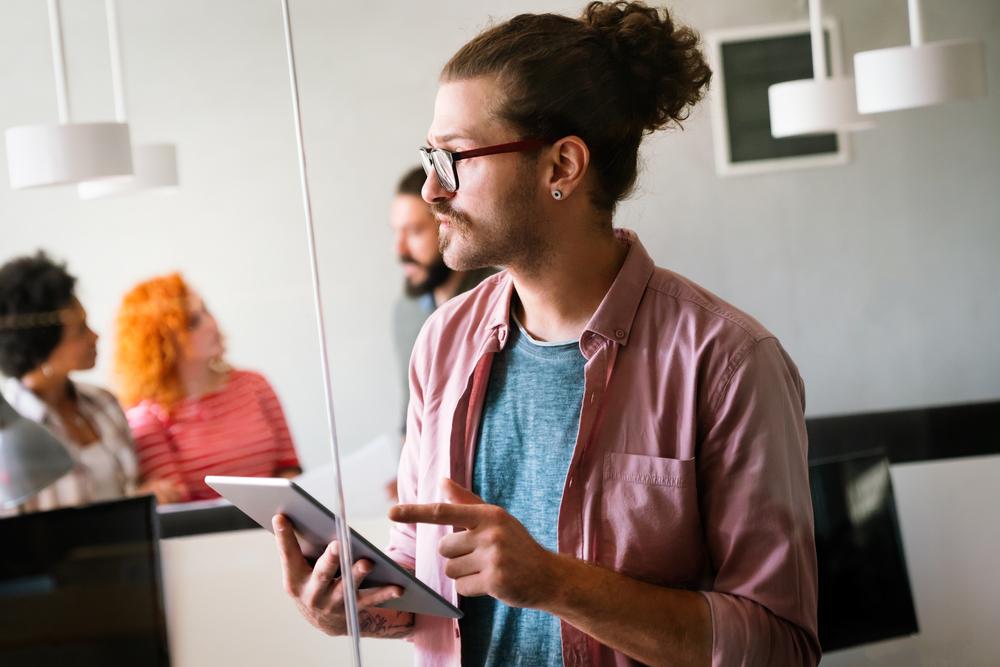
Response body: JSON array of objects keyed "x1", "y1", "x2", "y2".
[{"x1": 160, "y1": 518, "x2": 413, "y2": 667}]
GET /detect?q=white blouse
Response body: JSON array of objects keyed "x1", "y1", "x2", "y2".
[{"x1": 1, "y1": 378, "x2": 139, "y2": 514}]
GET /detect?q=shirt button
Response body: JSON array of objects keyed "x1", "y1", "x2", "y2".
[{"x1": 614, "y1": 328, "x2": 625, "y2": 338}]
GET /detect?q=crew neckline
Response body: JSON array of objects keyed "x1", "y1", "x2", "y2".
[{"x1": 510, "y1": 312, "x2": 579, "y2": 348}]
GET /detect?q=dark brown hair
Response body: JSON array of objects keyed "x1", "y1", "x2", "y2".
[
  {"x1": 443, "y1": 1, "x2": 711, "y2": 212},
  {"x1": 0, "y1": 252, "x2": 77, "y2": 378},
  {"x1": 396, "y1": 166, "x2": 426, "y2": 197}
]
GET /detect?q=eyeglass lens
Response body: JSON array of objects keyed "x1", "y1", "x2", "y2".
[
  {"x1": 431, "y1": 151, "x2": 457, "y2": 192},
  {"x1": 418, "y1": 148, "x2": 458, "y2": 193}
]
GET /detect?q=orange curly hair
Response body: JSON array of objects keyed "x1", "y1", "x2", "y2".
[{"x1": 114, "y1": 273, "x2": 191, "y2": 409}]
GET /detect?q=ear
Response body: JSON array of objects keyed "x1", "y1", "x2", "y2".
[{"x1": 544, "y1": 135, "x2": 590, "y2": 201}]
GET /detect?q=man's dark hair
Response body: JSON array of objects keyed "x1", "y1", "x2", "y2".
[
  {"x1": 442, "y1": 1, "x2": 711, "y2": 213},
  {"x1": 397, "y1": 166, "x2": 427, "y2": 197},
  {"x1": 0, "y1": 252, "x2": 77, "y2": 378}
]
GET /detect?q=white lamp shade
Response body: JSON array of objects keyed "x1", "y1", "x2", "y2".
[
  {"x1": 854, "y1": 39, "x2": 987, "y2": 114},
  {"x1": 78, "y1": 143, "x2": 178, "y2": 199},
  {"x1": 768, "y1": 77, "x2": 875, "y2": 138},
  {"x1": 4, "y1": 121, "x2": 133, "y2": 189}
]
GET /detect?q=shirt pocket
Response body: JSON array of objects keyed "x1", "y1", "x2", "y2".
[
  {"x1": 598, "y1": 452, "x2": 705, "y2": 586},
  {"x1": 603, "y1": 451, "x2": 693, "y2": 487}
]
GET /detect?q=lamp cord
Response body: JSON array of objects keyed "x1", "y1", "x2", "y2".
[{"x1": 46, "y1": 0, "x2": 70, "y2": 123}]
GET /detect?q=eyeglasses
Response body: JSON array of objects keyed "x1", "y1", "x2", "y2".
[{"x1": 418, "y1": 138, "x2": 547, "y2": 193}]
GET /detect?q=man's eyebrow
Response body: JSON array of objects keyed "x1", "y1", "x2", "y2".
[{"x1": 425, "y1": 131, "x2": 475, "y2": 147}]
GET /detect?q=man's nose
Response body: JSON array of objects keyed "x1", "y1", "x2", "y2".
[{"x1": 421, "y1": 170, "x2": 455, "y2": 204}]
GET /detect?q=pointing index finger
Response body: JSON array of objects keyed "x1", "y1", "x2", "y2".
[{"x1": 389, "y1": 501, "x2": 485, "y2": 528}]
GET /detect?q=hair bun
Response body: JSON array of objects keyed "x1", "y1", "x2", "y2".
[{"x1": 583, "y1": 1, "x2": 711, "y2": 131}]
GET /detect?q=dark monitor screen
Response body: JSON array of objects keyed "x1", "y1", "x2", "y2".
[
  {"x1": 0, "y1": 496, "x2": 169, "y2": 666},
  {"x1": 810, "y1": 451, "x2": 920, "y2": 652}
]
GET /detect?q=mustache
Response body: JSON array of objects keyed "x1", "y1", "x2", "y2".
[{"x1": 430, "y1": 202, "x2": 472, "y2": 226}]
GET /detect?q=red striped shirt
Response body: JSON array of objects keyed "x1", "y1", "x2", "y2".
[{"x1": 127, "y1": 370, "x2": 300, "y2": 501}]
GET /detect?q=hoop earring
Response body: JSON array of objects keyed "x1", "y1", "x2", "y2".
[{"x1": 552, "y1": 189, "x2": 563, "y2": 200}]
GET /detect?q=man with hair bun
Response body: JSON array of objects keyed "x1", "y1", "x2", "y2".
[{"x1": 276, "y1": 2, "x2": 820, "y2": 665}]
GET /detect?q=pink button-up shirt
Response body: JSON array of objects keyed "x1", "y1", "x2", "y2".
[{"x1": 387, "y1": 230, "x2": 820, "y2": 666}]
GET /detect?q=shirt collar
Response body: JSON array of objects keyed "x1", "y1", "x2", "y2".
[
  {"x1": 480, "y1": 228, "x2": 654, "y2": 358},
  {"x1": 482, "y1": 276, "x2": 516, "y2": 352},
  {"x1": 581, "y1": 228, "x2": 654, "y2": 351}
]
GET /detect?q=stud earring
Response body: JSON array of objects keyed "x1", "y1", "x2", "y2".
[{"x1": 552, "y1": 189, "x2": 563, "y2": 200}]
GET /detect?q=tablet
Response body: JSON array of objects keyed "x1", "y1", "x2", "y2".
[{"x1": 204, "y1": 475, "x2": 462, "y2": 619}]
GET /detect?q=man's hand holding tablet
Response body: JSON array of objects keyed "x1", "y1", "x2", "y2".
[
  {"x1": 203, "y1": 475, "x2": 461, "y2": 639},
  {"x1": 272, "y1": 514, "x2": 415, "y2": 638}
]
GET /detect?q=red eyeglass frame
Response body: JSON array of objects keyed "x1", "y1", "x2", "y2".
[{"x1": 418, "y1": 138, "x2": 548, "y2": 193}]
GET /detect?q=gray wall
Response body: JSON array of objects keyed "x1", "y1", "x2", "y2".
[
  {"x1": 4, "y1": 0, "x2": 996, "y2": 455},
  {"x1": 1, "y1": 0, "x2": 998, "y2": 663}
]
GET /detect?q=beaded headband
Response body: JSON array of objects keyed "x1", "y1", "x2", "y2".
[{"x1": 0, "y1": 310, "x2": 67, "y2": 331}]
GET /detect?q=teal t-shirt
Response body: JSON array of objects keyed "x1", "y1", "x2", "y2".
[{"x1": 460, "y1": 316, "x2": 586, "y2": 667}]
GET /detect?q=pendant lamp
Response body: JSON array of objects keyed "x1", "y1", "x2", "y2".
[
  {"x1": 768, "y1": 0, "x2": 874, "y2": 138},
  {"x1": 854, "y1": 0, "x2": 987, "y2": 113},
  {"x1": 4, "y1": 0, "x2": 133, "y2": 190},
  {"x1": 0, "y1": 393, "x2": 74, "y2": 508},
  {"x1": 78, "y1": 0, "x2": 178, "y2": 199}
]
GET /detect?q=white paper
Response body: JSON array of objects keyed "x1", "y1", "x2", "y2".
[{"x1": 294, "y1": 432, "x2": 401, "y2": 520}]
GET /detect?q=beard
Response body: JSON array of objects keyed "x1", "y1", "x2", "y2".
[
  {"x1": 432, "y1": 161, "x2": 550, "y2": 273},
  {"x1": 402, "y1": 255, "x2": 453, "y2": 298}
]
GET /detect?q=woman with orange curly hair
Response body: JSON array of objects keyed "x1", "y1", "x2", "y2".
[{"x1": 115, "y1": 274, "x2": 300, "y2": 503}]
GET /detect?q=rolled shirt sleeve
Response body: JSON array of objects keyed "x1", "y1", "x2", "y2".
[{"x1": 698, "y1": 337, "x2": 821, "y2": 666}]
